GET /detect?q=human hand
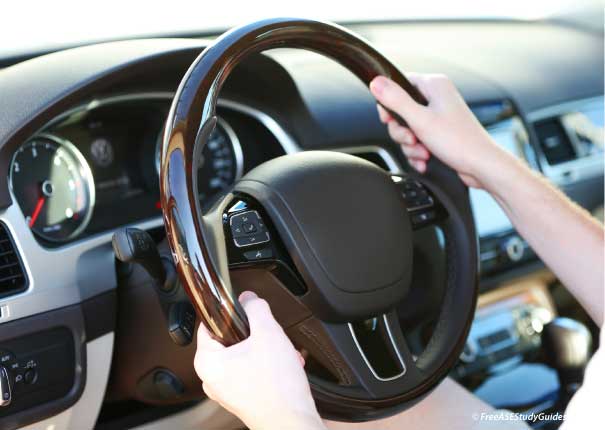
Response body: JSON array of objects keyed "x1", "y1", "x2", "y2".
[
  {"x1": 194, "y1": 291, "x2": 325, "y2": 430},
  {"x1": 369, "y1": 74, "x2": 512, "y2": 189}
]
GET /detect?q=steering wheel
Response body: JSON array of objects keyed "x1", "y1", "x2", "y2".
[{"x1": 159, "y1": 18, "x2": 477, "y2": 422}]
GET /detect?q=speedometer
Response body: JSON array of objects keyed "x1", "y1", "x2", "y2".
[
  {"x1": 156, "y1": 117, "x2": 243, "y2": 202},
  {"x1": 9, "y1": 134, "x2": 95, "y2": 242}
]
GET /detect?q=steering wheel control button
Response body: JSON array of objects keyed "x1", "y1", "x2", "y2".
[
  {"x1": 243, "y1": 222, "x2": 257, "y2": 233},
  {"x1": 168, "y1": 301, "x2": 197, "y2": 346},
  {"x1": 243, "y1": 248, "x2": 273, "y2": 261},
  {"x1": 229, "y1": 210, "x2": 270, "y2": 247},
  {"x1": 411, "y1": 211, "x2": 436, "y2": 226},
  {"x1": 398, "y1": 177, "x2": 435, "y2": 211},
  {"x1": 234, "y1": 232, "x2": 270, "y2": 248}
]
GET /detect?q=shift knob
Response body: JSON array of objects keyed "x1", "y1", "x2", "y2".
[{"x1": 542, "y1": 317, "x2": 592, "y2": 392}]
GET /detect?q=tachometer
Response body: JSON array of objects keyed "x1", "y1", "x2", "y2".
[
  {"x1": 156, "y1": 117, "x2": 243, "y2": 202},
  {"x1": 9, "y1": 134, "x2": 95, "y2": 242}
]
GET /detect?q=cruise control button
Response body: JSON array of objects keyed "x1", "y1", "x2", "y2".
[
  {"x1": 234, "y1": 232, "x2": 270, "y2": 247},
  {"x1": 407, "y1": 195, "x2": 433, "y2": 210},
  {"x1": 231, "y1": 225, "x2": 245, "y2": 237},
  {"x1": 243, "y1": 248, "x2": 273, "y2": 261}
]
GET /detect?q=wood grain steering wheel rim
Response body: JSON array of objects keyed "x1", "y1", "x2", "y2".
[{"x1": 160, "y1": 17, "x2": 478, "y2": 421}]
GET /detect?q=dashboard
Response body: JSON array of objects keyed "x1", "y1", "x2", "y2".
[{"x1": 0, "y1": 17, "x2": 602, "y2": 430}]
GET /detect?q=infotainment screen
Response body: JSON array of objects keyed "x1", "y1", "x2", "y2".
[{"x1": 468, "y1": 117, "x2": 530, "y2": 237}]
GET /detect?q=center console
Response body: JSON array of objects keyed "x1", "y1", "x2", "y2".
[{"x1": 454, "y1": 277, "x2": 555, "y2": 380}]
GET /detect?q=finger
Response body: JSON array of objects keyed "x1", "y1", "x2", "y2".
[
  {"x1": 370, "y1": 76, "x2": 426, "y2": 126},
  {"x1": 297, "y1": 351, "x2": 306, "y2": 368},
  {"x1": 400, "y1": 143, "x2": 430, "y2": 161},
  {"x1": 196, "y1": 322, "x2": 225, "y2": 352},
  {"x1": 410, "y1": 159, "x2": 427, "y2": 173},
  {"x1": 376, "y1": 104, "x2": 392, "y2": 123},
  {"x1": 387, "y1": 122, "x2": 416, "y2": 145},
  {"x1": 239, "y1": 291, "x2": 276, "y2": 335}
]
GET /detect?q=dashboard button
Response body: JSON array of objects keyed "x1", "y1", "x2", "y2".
[
  {"x1": 0, "y1": 366, "x2": 11, "y2": 406},
  {"x1": 24, "y1": 369, "x2": 37, "y2": 385},
  {"x1": 0, "y1": 350, "x2": 15, "y2": 365}
]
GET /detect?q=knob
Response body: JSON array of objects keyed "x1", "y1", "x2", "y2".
[
  {"x1": 0, "y1": 366, "x2": 11, "y2": 407},
  {"x1": 542, "y1": 317, "x2": 592, "y2": 393},
  {"x1": 503, "y1": 236, "x2": 525, "y2": 262}
]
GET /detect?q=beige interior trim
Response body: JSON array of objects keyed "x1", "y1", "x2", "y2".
[
  {"x1": 134, "y1": 399, "x2": 243, "y2": 430},
  {"x1": 477, "y1": 269, "x2": 557, "y2": 316}
]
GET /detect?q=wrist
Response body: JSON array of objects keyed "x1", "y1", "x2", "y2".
[
  {"x1": 282, "y1": 410, "x2": 325, "y2": 430},
  {"x1": 246, "y1": 408, "x2": 325, "y2": 430},
  {"x1": 468, "y1": 139, "x2": 523, "y2": 194}
]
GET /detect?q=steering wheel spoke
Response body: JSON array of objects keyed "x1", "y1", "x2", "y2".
[{"x1": 301, "y1": 310, "x2": 423, "y2": 399}]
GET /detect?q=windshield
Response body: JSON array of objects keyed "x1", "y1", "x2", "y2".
[{"x1": 1, "y1": 0, "x2": 598, "y2": 58}]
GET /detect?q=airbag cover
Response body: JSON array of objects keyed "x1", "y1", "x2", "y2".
[{"x1": 234, "y1": 151, "x2": 413, "y2": 320}]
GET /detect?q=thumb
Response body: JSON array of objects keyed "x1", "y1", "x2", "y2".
[
  {"x1": 239, "y1": 291, "x2": 278, "y2": 335},
  {"x1": 369, "y1": 76, "x2": 426, "y2": 127}
]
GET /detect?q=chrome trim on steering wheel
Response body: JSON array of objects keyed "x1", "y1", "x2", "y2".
[{"x1": 348, "y1": 315, "x2": 407, "y2": 382}]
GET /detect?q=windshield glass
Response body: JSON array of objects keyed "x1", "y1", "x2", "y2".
[{"x1": 1, "y1": 0, "x2": 596, "y2": 58}]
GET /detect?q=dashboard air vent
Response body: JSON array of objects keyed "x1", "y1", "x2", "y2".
[
  {"x1": 534, "y1": 119, "x2": 576, "y2": 165},
  {"x1": 0, "y1": 222, "x2": 27, "y2": 298}
]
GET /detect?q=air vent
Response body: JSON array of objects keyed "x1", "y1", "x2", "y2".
[
  {"x1": 534, "y1": 119, "x2": 576, "y2": 165},
  {"x1": 0, "y1": 222, "x2": 27, "y2": 298}
]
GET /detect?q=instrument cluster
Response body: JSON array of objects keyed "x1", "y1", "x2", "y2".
[{"x1": 8, "y1": 94, "x2": 249, "y2": 245}]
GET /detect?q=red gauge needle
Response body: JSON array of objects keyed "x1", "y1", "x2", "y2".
[{"x1": 29, "y1": 196, "x2": 45, "y2": 228}]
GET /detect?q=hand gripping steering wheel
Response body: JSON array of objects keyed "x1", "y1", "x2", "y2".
[{"x1": 160, "y1": 18, "x2": 478, "y2": 422}]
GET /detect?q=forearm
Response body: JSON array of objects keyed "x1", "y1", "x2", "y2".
[
  {"x1": 478, "y1": 149, "x2": 604, "y2": 326},
  {"x1": 324, "y1": 378, "x2": 528, "y2": 429}
]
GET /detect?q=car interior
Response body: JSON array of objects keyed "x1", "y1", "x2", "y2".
[{"x1": 0, "y1": 3, "x2": 603, "y2": 430}]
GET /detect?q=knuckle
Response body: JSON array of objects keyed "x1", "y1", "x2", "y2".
[
  {"x1": 194, "y1": 355, "x2": 219, "y2": 382},
  {"x1": 202, "y1": 382, "x2": 217, "y2": 400}
]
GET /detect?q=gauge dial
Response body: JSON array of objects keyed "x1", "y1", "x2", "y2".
[
  {"x1": 10, "y1": 135, "x2": 95, "y2": 242},
  {"x1": 156, "y1": 117, "x2": 243, "y2": 202}
]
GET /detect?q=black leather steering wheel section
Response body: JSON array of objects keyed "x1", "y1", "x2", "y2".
[{"x1": 160, "y1": 17, "x2": 478, "y2": 421}]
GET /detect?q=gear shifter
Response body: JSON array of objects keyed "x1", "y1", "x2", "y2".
[{"x1": 542, "y1": 317, "x2": 592, "y2": 395}]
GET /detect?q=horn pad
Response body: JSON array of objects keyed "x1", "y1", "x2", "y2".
[{"x1": 234, "y1": 151, "x2": 413, "y2": 321}]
